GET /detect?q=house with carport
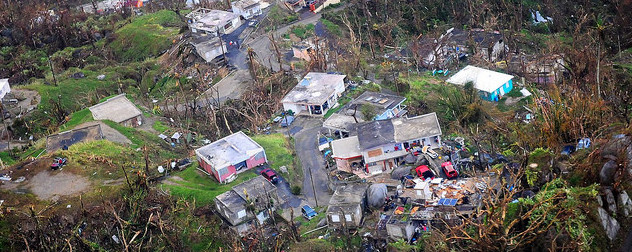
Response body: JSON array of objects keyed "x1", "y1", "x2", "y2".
[
  {"x1": 281, "y1": 72, "x2": 346, "y2": 116},
  {"x1": 447, "y1": 65, "x2": 514, "y2": 102},
  {"x1": 195, "y1": 131, "x2": 267, "y2": 183}
]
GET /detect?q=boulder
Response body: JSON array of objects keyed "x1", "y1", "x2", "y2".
[
  {"x1": 391, "y1": 166, "x2": 411, "y2": 180},
  {"x1": 601, "y1": 135, "x2": 630, "y2": 158},
  {"x1": 599, "y1": 161, "x2": 617, "y2": 186},
  {"x1": 367, "y1": 183, "x2": 388, "y2": 209},
  {"x1": 618, "y1": 191, "x2": 632, "y2": 217},
  {"x1": 598, "y1": 207, "x2": 620, "y2": 241},
  {"x1": 605, "y1": 189, "x2": 617, "y2": 213}
]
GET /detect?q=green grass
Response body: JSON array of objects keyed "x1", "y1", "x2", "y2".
[
  {"x1": 163, "y1": 163, "x2": 258, "y2": 205},
  {"x1": 251, "y1": 134, "x2": 303, "y2": 187},
  {"x1": 291, "y1": 24, "x2": 315, "y2": 39},
  {"x1": 59, "y1": 108, "x2": 94, "y2": 131},
  {"x1": 101, "y1": 120, "x2": 178, "y2": 161},
  {"x1": 251, "y1": 134, "x2": 294, "y2": 173},
  {"x1": 0, "y1": 151, "x2": 17, "y2": 166},
  {"x1": 297, "y1": 210, "x2": 326, "y2": 236},
  {"x1": 110, "y1": 10, "x2": 183, "y2": 61},
  {"x1": 152, "y1": 120, "x2": 169, "y2": 133}
]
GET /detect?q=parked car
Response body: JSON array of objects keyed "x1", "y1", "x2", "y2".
[
  {"x1": 441, "y1": 161, "x2": 458, "y2": 179},
  {"x1": 280, "y1": 116, "x2": 295, "y2": 127},
  {"x1": 302, "y1": 205, "x2": 317, "y2": 220},
  {"x1": 260, "y1": 168, "x2": 279, "y2": 183},
  {"x1": 415, "y1": 165, "x2": 435, "y2": 181},
  {"x1": 51, "y1": 157, "x2": 67, "y2": 170},
  {"x1": 422, "y1": 146, "x2": 439, "y2": 159}
]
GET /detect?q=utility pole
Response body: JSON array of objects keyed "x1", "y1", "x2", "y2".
[{"x1": 309, "y1": 166, "x2": 318, "y2": 207}]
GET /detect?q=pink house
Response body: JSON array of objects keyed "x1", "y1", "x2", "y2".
[{"x1": 195, "y1": 131, "x2": 267, "y2": 183}]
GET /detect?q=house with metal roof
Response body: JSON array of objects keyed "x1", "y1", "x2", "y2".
[
  {"x1": 446, "y1": 65, "x2": 514, "y2": 102},
  {"x1": 89, "y1": 94, "x2": 142, "y2": 127},
  {"x1": 195, "y1": 131, "x2": 267, "y2": 183},
  {"x1": 323, "y1": 91, "x2": 406, "y2": 138},
  {"x1": 281, "y1": 72, "x2": 346, "y2": 116},
  {"x1": 354, "y1": 113, "x2": 442, "y2": 175}
]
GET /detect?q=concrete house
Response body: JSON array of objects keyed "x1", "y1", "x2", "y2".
[
  {"x1": 447, "y1": 65, "x2": 514, "y2": 102},
  {"x1": 231, "y1": 0, "x2": 262, "y2": 19},
  {"x1": 186, "y1": 8, "x2": 242, "y2": 36},
  {"x1": 323, "y1": 91, "x2": 406, "y2": 138},
  {"x1": 281, "y1": 72, "x2": 346, "y2": 116},
  {"x1": 195, "y1": 131, "x2": 267, "y2": 183},
  {"x1": 89, "y1": 94, "x2": 142, "y2": 127},
  {"x1": 331, "y1": 136, "x2": 363, "y2": 174},
  {"x1": 215, "y1": 176, "x2": 279, "y2": 235},
  {"x1": 355, "y1": 113, "x2": 442, "y2": 175},
  {"x1": 326, "y1": 184, "x2": 368, "y2": 230},
  {"x1": 192, "y1": 37, "x2": 227, "y2": 62}
]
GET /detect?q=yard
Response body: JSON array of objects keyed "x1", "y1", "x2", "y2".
[
  {"x1": 162, "y1": 163, "x2": 258, "y2": 205},
  {"x1": 251, "y1": 134, "x2": 303, "y2": 187}
]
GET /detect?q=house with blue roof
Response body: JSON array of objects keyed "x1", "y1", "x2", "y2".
[{"x1": 446, "y1": 65, "x2": 514, "y2": 102}]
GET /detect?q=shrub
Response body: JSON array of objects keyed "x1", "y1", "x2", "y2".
[{"x1": 291, "y1": 185, "x2": 301, "y2": 195}]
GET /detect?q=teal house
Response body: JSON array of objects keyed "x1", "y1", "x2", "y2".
[{"x1": 446, "y1": 65, "x2": 514, "y2": 102}]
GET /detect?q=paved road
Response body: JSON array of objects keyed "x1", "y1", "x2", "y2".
[{"x1": 290, "y1": 116, "x2": 331, "y2": 207}]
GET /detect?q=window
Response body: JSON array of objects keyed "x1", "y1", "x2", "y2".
[
  {"x1": 331, "y1": 215, "x2": 340, "y2": 222},
  {"x1": 345, "y1": 214, "x2": 352, "y2": 222},
  {"x1": 217, "y1": 167, "x2": 229, "y2": 178},
  {"x1": 237, "y1": 210, "x2": 246, "y2": 219}
]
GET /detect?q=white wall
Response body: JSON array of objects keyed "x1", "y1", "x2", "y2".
[{"x1": 282, "y1": 103, "x2": 303, "y2": 114}]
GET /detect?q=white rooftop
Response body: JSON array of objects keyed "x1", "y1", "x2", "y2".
[
  {"x1": 186, "y1": 9, "x2": 239, "y2": 29},
  {"x1": 446, "y1": 65, "x2": 513, "y2": 93},
  {"x1": 89, "y1": 94, "x2": 142, "y2": 123},
  {"x1": 195, "y1": 131, "x2": 264, "y2": 170},
  {"x1": 331, "y1": 136, "x2": 361, "y2": 159},
  {"x1": 282, "y1": 72, "x2": 346, "y2": 105},
  {"x1": 233, "y1": 0, "x2": 260, "y2": 10},
  {"x1": 0, "y1": 79, "x2": 10, "y2": 100}
]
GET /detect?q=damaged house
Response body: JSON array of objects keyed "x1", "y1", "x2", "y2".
[
  {"x1": 185, "y1": 8, "x2": 242, "y2": 36},
  {"x1": 195, "y1": 131, "x2": 267, "y2": 183},
  {"x1": 447, "y1": 65, "x2": 514, "y2": 102},
  {"x1": 323, "y1": 91, "x2": 407, "y2": 138},
  {"x1": 414, "y1": 28, "x2": 507, "y2": 69},
  {"x1": 89, "y1": 94, "x2": 143, "y2": 127},
  {"x1": 331, "y1": 112, "x2": 442, "y2": 176},
  {"x1": 215, "y1": 176, "x2": 279, "y2": 235},
  {"x1": 326, "y1": 184, "x2": 369, "y2": 230},
  {"x1": 281, "y1": 72, "x2": 346, "y2": 116},
  {"x1": 506, "y1": 53, "x2": 566, "y2": 85}
]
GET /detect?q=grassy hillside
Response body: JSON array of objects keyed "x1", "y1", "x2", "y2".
[{"x1": 110, "y1": 10, "x2": 184, "y2": 61}]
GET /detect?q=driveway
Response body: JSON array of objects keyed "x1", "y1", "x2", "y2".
[
  {"x1": 289, "y1": 116, "x2": 331, "y2": 207},
  {"x1": 253, "y1": 165, "x2": 303, "y2": 209}
]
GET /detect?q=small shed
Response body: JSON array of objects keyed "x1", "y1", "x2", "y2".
[
  {"x1": 89, "y1": 94, "x2": 142, "y2": 127},
  {"x1": 326, "y1": 184, "x2": 369, "y2": 230}
]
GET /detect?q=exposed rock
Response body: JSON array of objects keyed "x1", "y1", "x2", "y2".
[
  {"x1": 367, "y1": 183, "x2": 388, "y2": 209},
  {"x1": 618, "y1": 191, "x2": 632, "y2": 217},
  {"x1": 391, "y1": 166, "x2": 411, "y2": 180},
  {"x1": 597, "y1": 195, "x2": 603, "y2": 208},
  {"x1": 605, "y1": 189, "x2": 617, "y2": 213},
  {"x1": 600, "y1": 160, "x2": 617, "y2": 186},
  {"x1": 601, "y1": 135, "x2": 630, "y2": 158},
  {"x1": 598, "y1": 207, "x2": 620, "y2": 241}
]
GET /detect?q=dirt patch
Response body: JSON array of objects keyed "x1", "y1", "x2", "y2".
[
  {"x1": 75, "y1": 121, "x2": 132, "y2": 145},
  {"x1": 136, "y1": 115, "x2": 159, "y2": 134},
  {"x1": 27, "y1": 170, "x2": 91, "y2": 201}
]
